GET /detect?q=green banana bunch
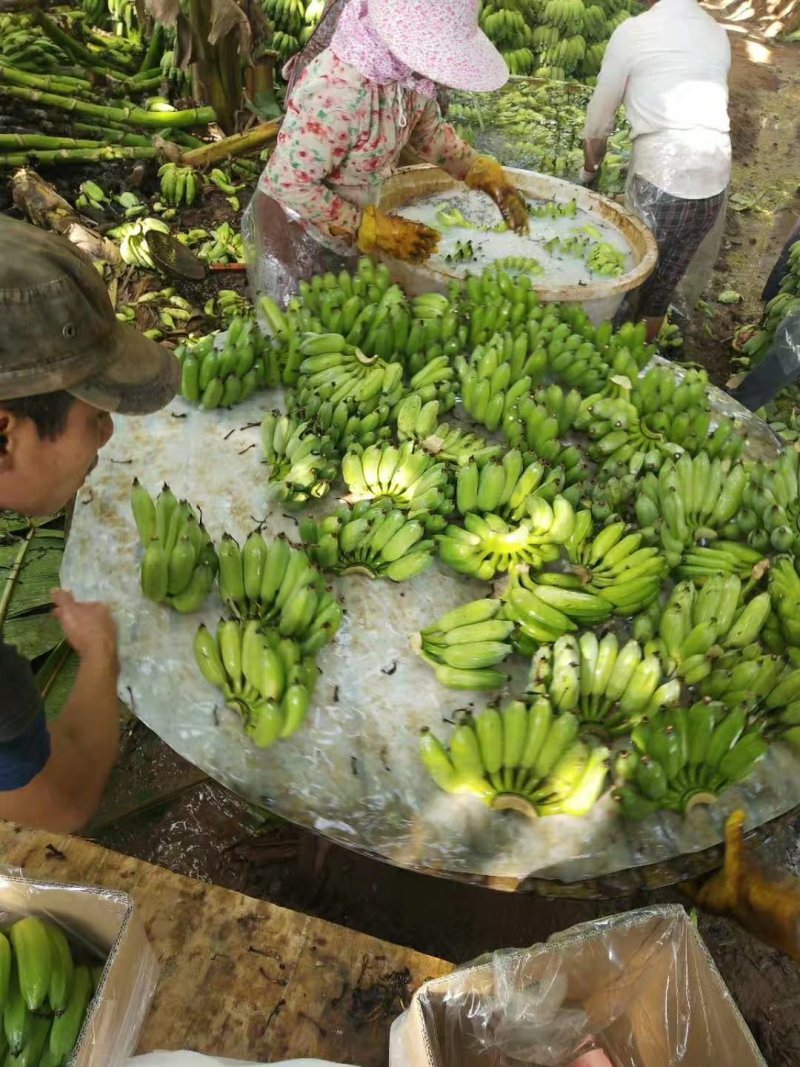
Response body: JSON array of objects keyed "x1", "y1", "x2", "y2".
[
  {"x1": 295, "y1": 334, "x2": 405, "y2": 415},
  {"x1": 75, "y1": 180, "x2": 109, "y2": 214},
  {"x1": 613, "y1": 703, "x2": 768, "y2": 819},
  {"x1": 341, "y1": 442, "x2": 452, "y2": 529},
  {"x1": 655, "y1": 576, "x2": 771, "y2": 683},
  {"x1": 394, "y1": 395, "x2": 501, "y2": 466},
  {"x1": 413, "y1": 598, "x2": 513, "y2": 690},
  {"x1": 564, "y1": 517, "x2": 668, "y2": 615},
  {"x1": 0, "y1": 19, "x2": 69, "y2": 70},
  {"x1": 526, "y1": 634, "x2": 677, "y2": 737},
  {"x1": 699, "y1": 647, "x2": 785, "y2": 715},
  {"x1": 406, "y1": 355, "x2": 458, "y2": 411},
  {"x1": 300, "y1": 499, "x2": 435, "y2": 582},
  {"x1": 458, "y1": 337, "x2": 523, "y2": 434},
  {"x1": 1, "y1": 917, "x2": 96, "y2": 1065},
  {"x1": 745, "y1": 446, "x2": 800, "y2": 556},
  {"x1": 420, "y1": 699, "x2": 609, "y2": 817},
  {"x1": 193, "y1": 621, "x2": 319, "y2": 747},
  {"x1": 261, "y1": 412, "x2": 338, "y2": 507},
  {"x1": 194, "y1": 222, "x2": 244, "y2": 265},
  {"x1": 438, "y1": 494, "x2": 578, "y2": 580},
  {"x1": 177, "y1": 315, "x2": 266, "y2": 410},
  {"x1": 748, "y1": 665, "x2": 800, "y2": 742},
  {"x1": 207, "y1": 168, "x2": 242, "y2": 197},
  {"x1": 299, "y1": 397, "x2": 392, "y2": 455},
  {"x1": 158, "y1": 163, "x2": 201, "y2": 208},
  {"x1": 502, "y1": 573, "x2": 613, "y2": 648},
  {"x1": 455, "y1": 450, "x2": 563, "y2": 521},
  {"x1": 586, "y1": 241, "x2": 626, "y2": 278},
  {"x1": 203, "y1": 289, "x2": 252, "y2": 326},
  {"x1": 81, "y1": 0, "x2": 108, "y2": 26},
  {"x1": 131, "y1": 481, "x2": 218, "y2": 613},
  {"x1": 216, "y1": 531, "x2": 341, "y2": 654},
  {"x1": 769, "y1": 557, "x2": 800, "y2": 650}
]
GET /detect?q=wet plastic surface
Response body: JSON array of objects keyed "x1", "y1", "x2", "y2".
[{"x1": 60, "y1": 380, "x2": 800, "y2": 893}]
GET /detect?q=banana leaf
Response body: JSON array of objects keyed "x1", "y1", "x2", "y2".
[{"x1": 0, "y1": 511, "x2": 72, "y2": 713}]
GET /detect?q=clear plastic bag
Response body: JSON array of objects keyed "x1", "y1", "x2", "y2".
[
  {"x1": 389, "y1": 906, "x2": 766, "y2": 1067},
  {"x1": 0, "y1": 867, "x2": 159, "y2": 1066},
  {"x1": 623, "y1": 167, "x2": 727, "y2": 322},
  {"x1": 242, "y1": 188, "x2": 359, "y2": 308},
  {"x1": 124, "y1": 1055, "x2": 359, "y2": 1066},
  {"x1": 730, "y1": 307, "x2": 800, "y2": 411}
]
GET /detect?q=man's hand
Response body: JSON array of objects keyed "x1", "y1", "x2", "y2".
[
  {"x1": 51, "y1": 590, "x2": 117, "y2": 668},
  {"x1": 582, "y1": 138, "x2": 607, "y2": 187}
]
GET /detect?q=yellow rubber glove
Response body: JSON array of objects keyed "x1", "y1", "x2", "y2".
[
  {"x1": 356, "y1": 206, "x2": 440, "y2": 263},
  {"x1": 466, "y1": 156, "x2": 530, "y2": 234}
]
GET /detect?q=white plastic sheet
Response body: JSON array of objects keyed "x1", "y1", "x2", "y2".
[{"x1": 124, "y1": 1054, "x2": 357, "y2": 1067}]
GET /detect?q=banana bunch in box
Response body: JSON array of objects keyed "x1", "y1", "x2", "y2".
[
  {"x1": 342, "y1": 442, "x2": 453, "y2": 530},
  {"x1": 455, "y1": 450, "x2": 563, "y2": 522},
  {"x1": 261, "y1": 412, "x2": 338, "y2": 507},
  {"x1": 177, "y1": 316, "x2": 267, "y2": 410},
  {"x1": 194, "y1": 620, "x2": 319, "y2": 747},
  {"x1": 524, "y1": 635, "x2": 678, "y2": 738},
  {"x1": 655, "y1": 577, "x2": 772, "y2": 684},
  {"x1": 131, "y1": 482, "x2": 218, "y2": 613},
  {"x1": 217, "y1": 531, "x2": 342, "y2": 653},
  {"x1": 395, "y1": 396, "x2": 502, "y2": 467},
  {"x1": 613, "y1": 703, "x2": 768, "y2": 819},
  {"x1": 300, "y1": 499, "x2": 435, "y2": 582},
  {"x1": 420, "y1": 698, "x2": 609, "y2": 817},
  {"x1": 158, "y1": 163, "x2": 201, "y2": 208},
  {"x1": 439, "y1": 494, "x2": 578, "y2": 580},
  {"x1": 413, "y1": 598, "x2": 514, "y2": 691},
  {"x1": 0, "y1": 916, "x2": 101, "y2": 1066}
]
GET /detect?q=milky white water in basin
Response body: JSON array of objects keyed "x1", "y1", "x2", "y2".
[{"x1": 398, "y1": 188, "x2": 634, "y2": 286}]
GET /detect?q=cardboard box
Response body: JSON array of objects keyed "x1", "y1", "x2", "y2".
[
  {"x1": 0, "y1": 874, "x2": 158, "y2": 1067},
  {"x1": 390, "y1": 906, "x2": 767, "y2": 1067}
]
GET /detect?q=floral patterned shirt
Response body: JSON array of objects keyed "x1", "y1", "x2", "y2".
[{"x1": 259, "y1": 50, "x2": 478, "y2": 241}]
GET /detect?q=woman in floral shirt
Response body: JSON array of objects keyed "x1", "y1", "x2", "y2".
[{"x1": 246, "y1": 0, "x2": 529, "y2": 302}]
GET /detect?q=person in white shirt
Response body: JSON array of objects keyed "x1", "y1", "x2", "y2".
[{"x1": 581, "y1": 0, "x2": 732, "y2": 341}]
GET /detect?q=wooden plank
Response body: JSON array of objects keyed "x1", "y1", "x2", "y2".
[{"x1": 0, "y1": 825, "x2": 452, "y2": 1065}]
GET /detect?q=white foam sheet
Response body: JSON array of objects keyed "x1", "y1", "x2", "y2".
[{"x1": 62, "y1": 394, "x2": 800, "y2": 889}]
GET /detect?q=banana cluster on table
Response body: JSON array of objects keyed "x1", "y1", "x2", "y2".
[
  {"x1": 1, "y1": 916, "x2": 103, "y2": 1067},
  {"x1": 176, "y1": 315, "x2": 268, "y2": 410}
]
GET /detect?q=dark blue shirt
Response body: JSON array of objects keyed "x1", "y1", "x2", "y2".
[{"x1": 0, "y1": 639, "x2": 51, "y2": 790}]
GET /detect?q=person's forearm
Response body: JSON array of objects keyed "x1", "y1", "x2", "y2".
[
  {"x1": 50, "y1": 652, "x2": 119, "y2": 793},
  {"x1": 583, "y1": 137, "x2": 608, "y2": 175}
]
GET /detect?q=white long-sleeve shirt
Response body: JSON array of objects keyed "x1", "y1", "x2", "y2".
[{"x1": 583, "y1": 0, "x2": 731, "y2": 200}]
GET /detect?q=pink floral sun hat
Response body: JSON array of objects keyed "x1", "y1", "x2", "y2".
[{"x1": 367, "y1": 0, "x2": 509, "y2": 93}]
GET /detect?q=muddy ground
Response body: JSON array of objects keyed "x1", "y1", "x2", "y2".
[{"x1": 79, "y1": 16, "x2": 800, "y2": 1066}]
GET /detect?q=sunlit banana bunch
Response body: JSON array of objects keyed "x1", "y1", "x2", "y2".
[
  {"x1": 744, "y1": 446, "x2": 800, "y2": 557},
  {"x1": 413, "y1": 598, "x2": 513, "y2": 691},
  {"x1": 131, "y1": 481, "x2": 218, "y2": 614},
  {"x1": 420, "y1": 698, "x2": 609, "y2": 818},
  {"x1": 294, "y1": 334, "x2": 405, "y2": 416},
  {"x1": 634, "y1": 454, "x2": 762, "y2": 576},
  {"x1": 300, "y1": 499, "x2": 435, "y2": 582},
  {"x1": 177, "y1": 316, "x2": 266, "y2": 410},
  {"x1": 394, "y1": 395, "x2": 502, "y2": 467},
  {"x1": 341, "y1": 442, "x2": 452, "y2": 530},
  {"x1": 655, "y1": 577, "x2": 772, "y2": 685},
  {"x1": 217, "y1": 531, "x2": 342, "y2": 654},
  {"x1": 108, "y1": 218, "x2": 169, "y2": 270},
  {"x1": 527, "y1": 634, "x2": 677, "y2": 738},
  {"x1": 562, "y1": 516, "x2": 667, "y2": 614},
  {"x1": 261, "y1": 413, "x2": 338, "y2": 507},
  {"x1": 613, "y1": 702, "x2": 768, "y2": 820},
  {"x1": 158, "y1": 163, "x2": 200, "y2": 208},
  {"x1": 194, "y1": 621, "x2": 318, "y2": 748},
  {"x1": 1, "y1": 916, "x2": 98, "y2": 1066},
  {"x1": 439, "y1": 494, "x2": 577, "y2": 581},
  {"x1": 0, "y1": 18, "x2": 69, "y2": 70},
  {"x1": 455, "y1": 450, "x2": 564, "y2": 523},
  {"x1": 769, "y1": 557, "x2": 800, "y2": 652}
]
